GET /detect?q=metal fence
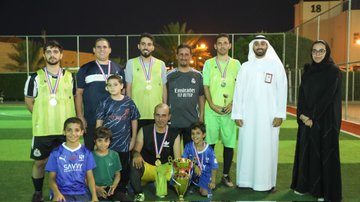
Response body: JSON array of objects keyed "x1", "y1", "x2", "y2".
[{"x1": 0, "y1": 0, "x2": 359, "y2": 123}]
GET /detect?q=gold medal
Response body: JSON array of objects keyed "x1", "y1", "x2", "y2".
[
  {"x1": 195, "y1": 165, "x2": 201, "y2": 174},
  {"x1": 155, "y1": 159, "x2": 161, "y2": 167}
]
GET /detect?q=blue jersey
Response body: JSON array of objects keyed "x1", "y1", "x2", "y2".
[
  {"x1": 76, "y1": 61, "x2": 125, "y2": 125},
  {"x1": 45, "y1": 143, "x2": 96, "y2": 195},
  {"x1": 182, "y1": 142, "x2": 218, "y2": 190},
  {"x1": 96, "y1": 96, "x2": 140, "y2": 152}
]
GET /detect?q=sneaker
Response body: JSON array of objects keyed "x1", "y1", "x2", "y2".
[
  {"x1": 318, "y1": 198, "x2": 324, "y2": 201},
  {"x1": 294, "y1": 190, "x2": 305, "y2": 195},
  {"x1": 134, "y1": 193, "x2": 145, "y2": 201},
  {"x1": 32, "y1": 191, "x2": 44, "y2": 202},
  {"x1": 221, "y1": 175, "x2": 234, "y2": 187}
]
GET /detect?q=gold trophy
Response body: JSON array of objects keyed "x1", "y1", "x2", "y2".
[
  {"x1": 221, "y1": 93, "x2": 229, "y2": 113},
  {"x1": 172, "y1": 158, "x2": 193, "y2": 201}
]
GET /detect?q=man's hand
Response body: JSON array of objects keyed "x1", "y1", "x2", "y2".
[
  {"x1": 272, "y1": 117, "x2": 283, "y2": 127},
  {"x1": 223, "y1": 103, "x2": 232, "y2": 114},
  {"x1": 132, "y1": 152, "x2": 144, "y2": 169},
  {"x1": 78, "y1": 116, "x2": 88, "y2": 133},
  {"x1": 235, "y1": 119, "x2": 243, "y2": 127},
  {"x1": 210, "y1": 104, "x2": 225, "y2": 115}
]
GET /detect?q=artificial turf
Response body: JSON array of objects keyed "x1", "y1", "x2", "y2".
[{"x1": 0, "y1": 104, "x2": 359, "y2": 201}]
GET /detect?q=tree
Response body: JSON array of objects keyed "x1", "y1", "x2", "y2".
[
  {"x1": 5, "y1": 40, "x2": 45, "y2": 72},
  {"x1": 233, "y1": 33, "x2": 313, "y2": 69},
  {"x1": 153, "y1": 22, "x2": 211, "y2": 70}
]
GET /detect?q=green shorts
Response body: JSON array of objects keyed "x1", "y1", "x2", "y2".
[{"x1": 204, "y1": 113, "x2": 237, "y2": 148}]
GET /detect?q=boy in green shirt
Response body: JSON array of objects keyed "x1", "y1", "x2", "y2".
[{"x1": 92, "y1": 127, "x2": 123, "y2": 201}]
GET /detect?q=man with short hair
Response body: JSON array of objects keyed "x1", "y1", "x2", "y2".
[
  {"x1": 231, "y1": 35, "x2": 288, "y2": 192},
  {"x1": 24, "y1": 40, "x2": 76, "y2": 202},
  {"x1": 75, "y1": 38, "x2": 125, "y2": 151},
  {"x1": 125, "y1": 33, "x2": 167, "y2": 129},
  {"x1": 203, "y1": 33, "x2": 241, "y2": 188},
  {"x1": 130, "y1": 104, "x2": 181, "y2": 201},
  {"x1": 167, "y1": 44, "x2": 204, "y2": 147}
]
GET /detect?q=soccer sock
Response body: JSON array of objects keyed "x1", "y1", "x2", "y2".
[
  {"x1": 223, "y1": 146, "x2": 234, "y2": 175},
  {"x1": 32, "y1": 177, "x2": 44, "y2": 192}
]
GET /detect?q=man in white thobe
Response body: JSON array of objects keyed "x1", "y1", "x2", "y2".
[{"x1": 231, "y1": 35, "x2": 287, "y2": 192}]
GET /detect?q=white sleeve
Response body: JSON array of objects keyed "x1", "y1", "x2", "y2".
[
  {"x1": 275, "y1": 63, "x2": 288, "y2": 119},
  {"x1": 125, "y1": 59, "x2": 133, "y2": 84},
  {"x1": 231, "y1": 65, "x2": 246, "y2": 120}
]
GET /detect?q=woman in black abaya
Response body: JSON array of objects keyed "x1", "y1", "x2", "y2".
[{"x1": 291, "y1": 40, "x2": 342, "y2": 201}]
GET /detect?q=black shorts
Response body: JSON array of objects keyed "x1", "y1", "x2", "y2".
[{"x1": 30, "y1": 135, "x2": 65, "y2": 160}]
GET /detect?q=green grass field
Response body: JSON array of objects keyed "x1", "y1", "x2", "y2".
[{"x1": 0, "y1": 104, "x2": 359, "y2": 201}]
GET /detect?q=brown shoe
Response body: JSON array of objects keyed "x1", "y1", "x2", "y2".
[
  {"x1": 32, "y1": 191, "x2": 44, "y2": 202},
  {"x1": 221, "y1": 175, "x2": 234, "y2": 187}
]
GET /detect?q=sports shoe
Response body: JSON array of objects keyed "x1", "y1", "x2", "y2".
[
  {"x1": 318, "y1": 198, "x2": 324, "y2": 201},
  {"x1": 294, "y1": 190, "x2": 305, "y2": 195},
  {"x1": 31, "y1": 191, "x2": 44, "y2": 202},
  {"x1": 134, "y1": 193, "x2": 145, "y2": 201},
  {"x1": 221, "y1": 175, "x2": 234, "y2": 187}
]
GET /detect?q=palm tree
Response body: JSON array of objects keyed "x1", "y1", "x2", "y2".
[
  {"x1": 154, "y1": 22, "x2": 211, "y2": 70},
  {"x1": 5, "y1": 40, "x2": 45, "y2": 72}
]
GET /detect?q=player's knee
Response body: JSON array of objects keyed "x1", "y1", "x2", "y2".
[
  {"x1": 199, "y1": 188, "x2": 208, "y2": 196},
  {"x1": 34, "y1": 159, "x2": 47, "y2": 168}
]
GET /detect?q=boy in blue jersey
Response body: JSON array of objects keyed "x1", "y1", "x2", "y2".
[
  {"x1": 45, "y1": 117, "x2": 98, "y2": 202},
  {"x1": 182, "y1": 122, "x2": 218, "y2": 197},
  {"x1": 96, "y1": 75, "x2": 140, "y2": 195},
  {"x1": 92, "y1": 127, "x2": 123, "y2": 201}
]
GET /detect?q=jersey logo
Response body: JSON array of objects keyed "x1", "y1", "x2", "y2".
[
  {"x1": 33, "y1": 148, "x2": 41, "y2": 157},
  {"x1": 64, "y1": 163, "x2": 83, "y2": 172},
  {"x1": 191, "y1": 78, "x2": 196, "y2": 84},
  {"x1": 163, "y1": 141, "x2": 170, "y2": 148},
  {"x1": 59, "y1": 155, "x2": 66, "y2": 162},
  {"x1": 79, "y1": 154, "x2": 84, "y2": 161}
]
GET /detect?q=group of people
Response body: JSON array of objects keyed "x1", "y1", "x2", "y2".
[{"x1": 24, "y1": 33, "x2": 342, "y2": 202}]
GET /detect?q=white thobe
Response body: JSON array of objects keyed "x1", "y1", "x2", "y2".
[{"x1": 231, "y1": 57, "x2": 287, "y2": 191}]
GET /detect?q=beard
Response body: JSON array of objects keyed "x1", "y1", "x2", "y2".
[
  {"x1": 179, "y1": 60, "x2": 189, "y2": 67},
  {"x1": 47, "y1": 58, "x2": 60, "y2": 65},
  {"x1": 140, "y1": 50, "x2": 152, "y2": 58},
  {"x1": 254, "y1": 48, "x2": 267, "y2": 57}
]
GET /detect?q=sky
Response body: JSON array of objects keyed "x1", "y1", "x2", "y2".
[{"x1": 0, "y1": 0, "x2": 299, "y2": 36}]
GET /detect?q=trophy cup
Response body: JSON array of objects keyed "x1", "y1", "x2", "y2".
[
  {"x1": 221, "y1": 93, "x2": 229, "y2": 113},
  {"x1": 172, "y1": 158, "x2": 193, "y2": 201}
]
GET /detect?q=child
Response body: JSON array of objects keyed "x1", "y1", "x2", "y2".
[
  {"x1": 182, "y1": 122, "x2": 218, "y2": 197},
  {"x1": 93, "y1": 126, "x2": 123, "y2": 201},
  {"x1": 45, "y1": 117, "x2": 98, "y2": 201},
  {"x1": 96, "y1": 75, "x2": 140, "y2": 194}
]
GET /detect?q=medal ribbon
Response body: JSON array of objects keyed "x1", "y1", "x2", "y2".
[
  {"x1": 215, "y1": 57, "x2": 229, "y2": 80},
  {"x1": 153, "y1": 125, "x2": 169, "y2": 159},
  {"x1": 95, "y1": 60, "x2": 111, "y2": 81},
  {"x1": 44, "y1": 67, "x2": 62, "y2": 96},
  {"x1": 192, "y1": 142, "x2": 205, "y2": 171},
  {"x1": 139, "y1": 57, "x2": 153, "y2": 82}
]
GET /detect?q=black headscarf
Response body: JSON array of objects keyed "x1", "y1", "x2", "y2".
[{"x1": 305, "y1": 40, "x2": 335, "y2": 73}]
